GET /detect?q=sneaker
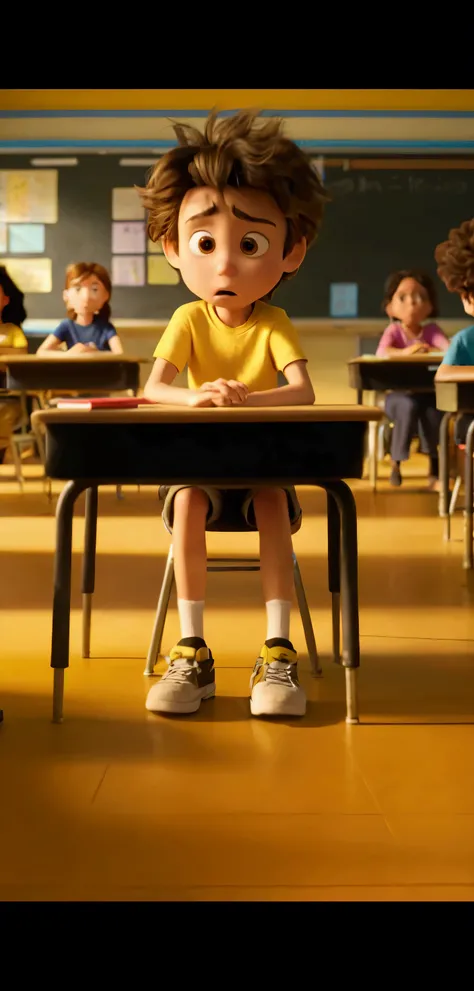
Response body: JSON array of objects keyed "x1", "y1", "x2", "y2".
[
  {"x1": 250, "y1": 639, "x2": 306, "y2": 717},
  {"x1": 145, "y1": 637, "x2": 216, "y2": 714}
]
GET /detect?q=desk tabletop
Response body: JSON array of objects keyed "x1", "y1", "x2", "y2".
[
  {"x1": 349, "y1": 354, "x2": 444, "y2": 365},
  {"x1": 0, "y1": 353, "x2": 149, "y2": 367},
  {"x1": 33, "y1": 404, "x2": 384, "y2": 427}
]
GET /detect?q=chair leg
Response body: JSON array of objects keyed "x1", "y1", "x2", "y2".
[
  {"x1": 145, "y1": 544, "x2": 175, "y2": 676},
  {"x1": 368, "y1": 420, "x2": 378, "y2": 492},
  {"x1": 448, "y1": 474, "x2": 462, "y2": 534},
  {"x1": 9, "y1": 440, "x2": 24, "y2": 492},
  {"x1": 293, "y1": 553, "x2": 321, "y2": 677},
  {"x1": 116, "y1": 485, "x2": 124, "y2": 500}
]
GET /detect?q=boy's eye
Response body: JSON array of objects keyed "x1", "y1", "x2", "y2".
[
  {"x1": 240, "y1": 232, "x2": 269, "y2": 257},
  {"x1": 189, "y1": 231, "x2": 216, "y2": 255}
]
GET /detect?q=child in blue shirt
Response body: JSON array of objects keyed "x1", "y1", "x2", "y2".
[
  {"x1": 435, "y1": 219, "x2": 474, "y2": 444},
  {"x1": 38, "y1": 262, "x2": 123, "y2": 355}
]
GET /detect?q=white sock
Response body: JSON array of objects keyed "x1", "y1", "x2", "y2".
[
  {"x1": 265, "y1": 599, "x2": 292, "y2": 642},
  {"x1": 177, "y1": 599, "x2": 205, "y2": 640}
]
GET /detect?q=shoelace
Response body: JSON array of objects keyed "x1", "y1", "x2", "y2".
[
  {"x1": 264, "y1": 660, "x2": 298, "y2": 689},
  {"x1": 163, "y1": 656, "x2": 200, "y2": 683}
]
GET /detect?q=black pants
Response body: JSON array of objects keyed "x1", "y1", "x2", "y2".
[{"x1": 385, "y1": 391, "x2": 442, "y2": 462}]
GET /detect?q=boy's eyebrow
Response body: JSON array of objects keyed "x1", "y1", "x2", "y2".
[
  {"x1": 186, "y1": 203, "x2": 218, "y2": 224},
  {"x1": 232, "y1": 205, "x2": 276, "y2": 227}
]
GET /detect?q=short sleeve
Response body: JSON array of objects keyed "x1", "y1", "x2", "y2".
[
  {"x1": 268, "y1": 310, "x2": 306, "y2": 372},
  {"x1": 441, "y1": 332, "x2": 471, "y2": 366},
  {"x1": 153, "y1": 306, "x2": 192, "y2": 372},
  {"x1": 10, "y1": 325, "x2": 27, "y2": 348},
  {"x1": 376, "y1": 324, "x2": 399, "y2": 355},
  {"x1": 429, "y1": 324, "x2": 449, "y2": 351},
  {"x1": 52, "y1": 320, "x2": 70, "y2": 342},
  {"x1": 103, "y1": 323, "x2": 117, "y2": 341}
]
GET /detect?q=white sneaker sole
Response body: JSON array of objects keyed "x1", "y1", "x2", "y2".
[
  {"x1": 146, "y1": 683, "x2": 216, "y2": 714},
  {"x1": 250, "y1": 695, "x2": 306, "y2": 717}
]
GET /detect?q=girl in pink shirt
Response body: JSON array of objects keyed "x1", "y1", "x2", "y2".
[{"x1": 376, "y1": 270, "x2": 449, "y2": 489}]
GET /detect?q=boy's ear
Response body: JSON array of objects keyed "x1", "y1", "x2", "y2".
[
  {"x1": 162, "y1": 239, "x2": 181, "y2": 270},
  {"x1": 62, "y1": 289, "x2": 69, "y2": 305},
  {"x1": 282, "y1": 237, "x2": 306, "y2": 273}
]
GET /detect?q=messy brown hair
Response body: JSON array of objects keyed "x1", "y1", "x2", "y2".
[
  {"x1": 435, "y1": 219, "x2": 474, "y2": 301},
  {"x1": 138, "y1": 110, "x2": 329, "y2": 298},
  {"x1": 382, "y1": 269, "x2": 439, "y2": 319},
  {"x1": 64, "y1": 262, "x2": 112, "y2": 322}
]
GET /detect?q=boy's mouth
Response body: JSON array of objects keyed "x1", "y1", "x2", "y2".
[{"x1": 215, "y1": 290, "x2": 236, "y2": 297}]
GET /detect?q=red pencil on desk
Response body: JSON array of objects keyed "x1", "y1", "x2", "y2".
[{"x1": 55, "y1": 397, "x2": 154, "y2": 411}]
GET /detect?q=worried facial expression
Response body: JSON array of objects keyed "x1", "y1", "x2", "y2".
[
  {"x1": 163, "y1": 186, "x2": 306, "y2": 311},
  {"x1": 386, "y1": 277, "x2": 433, "y2": 327}
]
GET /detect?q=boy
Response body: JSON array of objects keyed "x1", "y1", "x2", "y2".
[
  {"x1": 140, "y1": 110, "x2": 327, "y2": 718},
  {"x1": 435, "y1": 218, "x2": 474, "y2": 447}
]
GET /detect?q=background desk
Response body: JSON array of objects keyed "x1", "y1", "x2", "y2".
[
  {"x1": 33, "y1": 404, "x2": 383, "y2": 726},
  {"x1": 1, "y1": 354, "x2": 149, "y2": 395},
  {"x1": 348, "y1": 355, "x2": 444, "y2": 489},
  {"x1": 437, "y1": 377, "x2": 474, "y2": 566}
]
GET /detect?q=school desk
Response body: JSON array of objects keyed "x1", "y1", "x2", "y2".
[
  {"x1": 436, "y1": 375, "x2": 474, "y2": 567},
  {"x1": 0, "y1": 353, "x2": 147, "y2": 395},
  {"x1": 32, "y1": 403, "x2": 383, "y2": 726},
  {"x1": 348, "y1": 354, "x2": 444, "y2": 489}
]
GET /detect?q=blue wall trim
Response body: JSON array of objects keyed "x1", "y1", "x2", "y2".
[{"x1": 2, "y1": 138, "x2": 474, "y2": 151}]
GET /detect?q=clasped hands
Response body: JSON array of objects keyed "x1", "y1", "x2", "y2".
[{"x1": 189, "y1": 378, "x2": 249, "y2": 408}]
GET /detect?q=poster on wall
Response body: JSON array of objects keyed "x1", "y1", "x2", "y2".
[
  {"x1": 112, "y1": 188, "x2": 145, "y2": 221},
  {"x1": 112, "y1": 221, "x2": 146, "y2": 254},
  {"x1": 329, "y1": 282, "x2": 359, "y2": 318},
  {"x1": 147, "y1": 255, "x2": 179, "y2": 286},
  {"x1": 0, "y1": 222, "x2": 6, "y2": 253},
  {"x1": 1, "y1": 170, "x2": 58, "y2": 224},
  {"x1": 8, "y1": 224, "x2": 45, "y2": 254},
  {"x1": 2, "y1": 257, "x2": 52, "y2": 293},
  {"x1": 112, "y1": 255, "x2": 146, "y2": 287}
]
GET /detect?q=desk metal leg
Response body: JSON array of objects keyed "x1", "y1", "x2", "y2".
[
  {"x1": 326, "y1": 492, "x2": 341, "y2": 663},
  {"x1": 82, "y1": 487, "x2": 98, "y2": 658},
  {"x1": 463, "y1": 422, "x2": 474, "y2": 570},
  {"x1": 368, "y1": 420, "x2": 378, "y2": 492},
  {"x1": 439, "y1": 412, "x2": 453, "y2": 540},
  {"x1": 145, "y1": 545, "x2": 175, "y2": 676},
  {"x1": 322, "y1": 481, "x2": 360, "y2": 724},
  {"x1": 293, "y1": 553, "x2": 321, "y2": 677},
  {"x1": 51, "y1": 480, "x2": 87, "y2": 723}
]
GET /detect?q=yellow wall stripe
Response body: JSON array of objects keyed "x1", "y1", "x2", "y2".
[{"x1": 1, "y1": 89, "x2": 474, "y2": 112}]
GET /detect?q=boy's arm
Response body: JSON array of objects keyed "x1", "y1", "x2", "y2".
[
  {"x1": 144, "y1": 357, "x2": 220, "y2": 407},
  {"x1": 246, "y1": 360, "x2": 314, "y2": 407}
]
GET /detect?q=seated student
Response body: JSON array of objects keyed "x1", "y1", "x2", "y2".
[
  {"x1": 38, "y1": 262, "x2": 123, "y2": 355},
  {"x1": 376, "y1": 269, "x2": 449, "y2": 489},
  {"x1": 435, "y1": 219, "x2": 474, "y2": 449},
  {"x1": 0, "y1": 266, "x2": 28, "y2": 463}
]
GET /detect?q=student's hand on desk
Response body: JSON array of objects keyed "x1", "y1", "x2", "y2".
[
  {"x1": 199, "y1": 378, "x2": 248, "y2": 405},
  {"x1": 67, "y1": 343, "x2": 98, "y2": 356},
  {"x1": 402, "y1": 342, "x2": 430, "y2": 355}
]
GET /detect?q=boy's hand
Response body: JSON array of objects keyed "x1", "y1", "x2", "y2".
[
  {"x1": 199, "y1": 378, "x2": 248, "y2": 405},
  {"x1": 187, "y1": 390, "x2": 218, "y2": 408}
]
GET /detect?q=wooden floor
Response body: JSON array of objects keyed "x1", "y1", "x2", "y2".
[{"x1": 1, "y1": 454, "x2": 474, "y2": 902}]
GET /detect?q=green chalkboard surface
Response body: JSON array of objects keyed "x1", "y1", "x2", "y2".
[{"x1": 1, "y1": 156, "x2": 472, "y2": 320}]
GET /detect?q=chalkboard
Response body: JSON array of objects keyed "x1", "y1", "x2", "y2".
[{"x1": 1, "y1": 155, "x2": 473, "y2": 319}]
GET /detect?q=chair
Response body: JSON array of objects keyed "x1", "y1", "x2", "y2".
[{"x1": 145, "y1": 544, "x2": 321, "y2": 679}]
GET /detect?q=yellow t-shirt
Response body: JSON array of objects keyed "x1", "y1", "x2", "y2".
[
  {"x1": 153, "y1": 300, "x2": 306, "y2": 392},
  {"x1": 0, "y1": 323, "x2": 27, "y2": 348}
]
